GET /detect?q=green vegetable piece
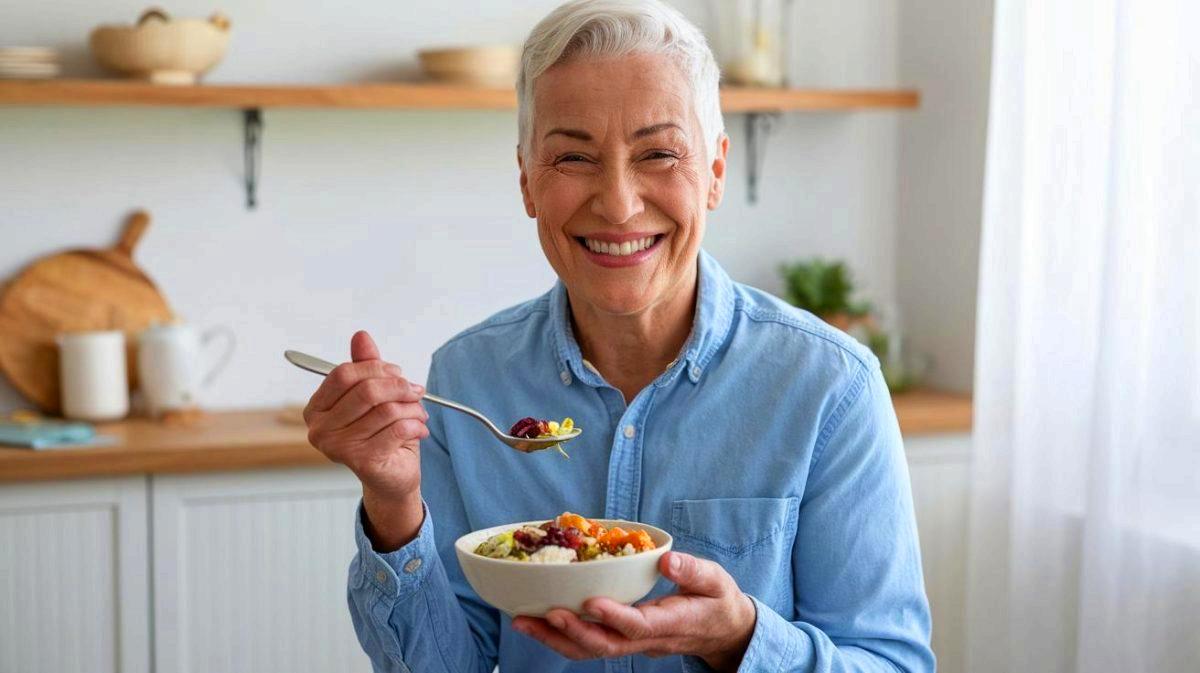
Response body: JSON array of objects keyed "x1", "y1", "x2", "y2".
[{"x1": 473, "y1": 531, "x2": 515, "y2": 558}]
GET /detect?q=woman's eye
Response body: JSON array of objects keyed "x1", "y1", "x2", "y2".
[
  {"x1": 645, "y1": 151, "x2": 679, "y2": 161},
  {"x1": 556, "y1": 154, "x2": 589, "y2": 164}
]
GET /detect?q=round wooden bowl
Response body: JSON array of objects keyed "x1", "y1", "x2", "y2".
[
  {"x1": 89, "y1": 8, "x2": 231, "y2": 85},
  {"x1": 418, "y1": 45, "x2": 520, "y2": 88}
]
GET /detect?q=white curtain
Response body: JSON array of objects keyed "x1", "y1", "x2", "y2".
[{"x1": 966, "y1": 0, "x2": 1200, "y2": 671}]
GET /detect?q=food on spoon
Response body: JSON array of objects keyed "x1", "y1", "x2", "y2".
[
  {"x1": 508, "y1": 416, "x2": 578, "y2": 458},
  {"x1": 472, "y1": 512, "x2": 657, "y2": 563}
]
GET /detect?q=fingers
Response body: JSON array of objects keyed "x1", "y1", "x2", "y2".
[
  {"x1": 322, "y1": 377, "x2": 425, "y2": 432},
  {"x1": 305, "y1": 359, "x2": 404, "y2": 414},
  {"x1": 583, "y1": 598, "x2": 655, "y2": 640},
  {"x1": 545, "y1": 609, "x2": 669, "y2": 659},
  {"x1": 515, "y1": 609, "x2": 678, "y2": 661},
  {"x1": 511, "y1": 616, "x2": 595, "y2": 660},
  {"x1": 365, "y1": 414, "x2": 431, "y2": 445},
  {"x1": 660, "y1": 552, "x2": 728, "y2": 598},
  {"x1": 340, "y1": 400, "x2": 429, "y2": 441},
  {"x1": 351, "y1": 330, "x2": 381, "y2": 362},
  {"x1": 586, "y1": 595, "x2": 695, "y2": 643}
]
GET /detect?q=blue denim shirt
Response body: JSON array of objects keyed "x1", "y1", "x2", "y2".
[{"x1": 347, "y1": 251, "x2": 934, "y2": 673}]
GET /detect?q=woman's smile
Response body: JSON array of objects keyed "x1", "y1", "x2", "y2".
[{"x1": 575, "y1": 232, "x2": 666, "y2": 268}]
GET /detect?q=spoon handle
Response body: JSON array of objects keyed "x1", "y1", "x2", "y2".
[{"x1": 282, "y1": 350, "x2": 505, "y2": 435}]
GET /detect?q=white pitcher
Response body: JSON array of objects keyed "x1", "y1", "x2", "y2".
[{"x1": 137, "y1": 323, "x2": 235, "y2": 416}]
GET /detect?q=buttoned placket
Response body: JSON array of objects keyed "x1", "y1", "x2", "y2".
[{"x1": 569, "y1": 361, "x2": 668, "y2": 673}]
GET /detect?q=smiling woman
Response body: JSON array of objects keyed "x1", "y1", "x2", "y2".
[{"x1": 298, "y1": 1, "x2": 934, "y2": 672}]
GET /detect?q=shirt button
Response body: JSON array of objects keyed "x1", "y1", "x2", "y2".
[
  {"x1": 560, "y1": 370, "x2": 572, "y2": 385},
  {"x1": 403, "y1": 558, "x2": 423, "y2": 574},
  {"x1": 691, "y1": 365, "x2": 702, "y2": 378},
  {"x1": 623, "y1": 425, "x2": 636, "y2": 439},
  {"x1": 375, "y1": 570, "x2": 387, "y2": 584}
]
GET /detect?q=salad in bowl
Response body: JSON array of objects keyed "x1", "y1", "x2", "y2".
[{"x1": 455, "y1": 512, "x2": 672, "y2": 617}]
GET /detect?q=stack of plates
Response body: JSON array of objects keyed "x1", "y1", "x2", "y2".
[{"x1": 0, "y1": 47, "x2": 62, "y2": 80}]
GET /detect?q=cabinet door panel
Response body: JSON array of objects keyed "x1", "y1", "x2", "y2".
[
  {"x1": 907, "y1": 433, "x2": 972, "y2": 673},
  {"x1": 151, "y1": 467, "x2": 370, "y2": 673},
  {"x1": 0, "y1": 477, "x2": 150, "y2": 673}
]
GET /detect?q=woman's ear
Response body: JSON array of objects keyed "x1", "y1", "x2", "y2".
[
  {"x1": 707, "y1": 134, "x2": 730, "y2": 210},
  {"x1": 517, "y1": 147, "x2": 537, "y2": 218}
]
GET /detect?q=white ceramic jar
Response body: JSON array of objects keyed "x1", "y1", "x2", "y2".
[{"x1": 58, "y1": 330, "x2": 130, "y2": 421}]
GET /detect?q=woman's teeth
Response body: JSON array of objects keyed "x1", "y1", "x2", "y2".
[{"x1": 583, "y1": 236, "x2": 657, "y2": 256}]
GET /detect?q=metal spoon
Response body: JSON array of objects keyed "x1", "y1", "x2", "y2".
[{"x1": 284, "y1": 350, "x2": 581, "y2": 454}]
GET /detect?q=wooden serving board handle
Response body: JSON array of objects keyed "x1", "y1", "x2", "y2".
[{"x1": 115, "y1": 210, "x2": 150, "y2": 258}]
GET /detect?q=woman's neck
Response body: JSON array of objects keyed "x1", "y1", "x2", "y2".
[{"x1": 568, "y1": 267, "x2": 699, "y2": 403}]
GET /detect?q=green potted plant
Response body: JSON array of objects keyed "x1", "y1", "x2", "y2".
[{"x1": 778, "y1": 258, "x2": 874, "y2": 332}]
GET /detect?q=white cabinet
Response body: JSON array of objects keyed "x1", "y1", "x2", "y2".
[
  {"x1": 906, "y1": 433, "x2": 972, "y2": 673},
  {"x1": 0, "y1": 477, "x2": 151, "y2": 673},
  {"x1": 150, "y1": 467, "x2": 371, "y2": 673}
]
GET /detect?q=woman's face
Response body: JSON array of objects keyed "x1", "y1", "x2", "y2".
[{"x1": 520, "y1": 52, "x2": 728, "y2": 317}]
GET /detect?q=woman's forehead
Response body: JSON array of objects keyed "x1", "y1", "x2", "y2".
[{"x1": 532, "y1": 53, "x2": 697, "y2": 141}]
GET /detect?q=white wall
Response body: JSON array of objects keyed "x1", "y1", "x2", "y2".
[
  {"x1": 896, "y1": 0, "x2": 994, "y2": 392},
  {"x1": 0, "y1": 0, "x2": 910, "y2": 412}
]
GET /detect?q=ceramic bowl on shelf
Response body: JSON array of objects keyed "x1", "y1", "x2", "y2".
[
  {"x1": 417, "y1": 45, "x2": 521, "y2": 88},
  {"x1": 89, "y1": 8, "x2": 231, "y2": 85},
  {"x1": 454, "y1": 518, "x2": 672, "y2": 617}
]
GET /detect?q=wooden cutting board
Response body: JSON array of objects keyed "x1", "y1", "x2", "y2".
[{"x1": 0, "y1": 210, "x2": 175, "y2": 414}]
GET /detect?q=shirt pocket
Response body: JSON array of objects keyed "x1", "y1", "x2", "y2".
[{"x1": 669, "y1": 497, "x2": 800, "y2": 615}]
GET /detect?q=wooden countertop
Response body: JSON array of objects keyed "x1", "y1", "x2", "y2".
[{"x1": 0, "y1": 390, "x2": 971, "y2": 483}]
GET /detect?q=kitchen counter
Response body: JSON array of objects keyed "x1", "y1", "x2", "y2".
[{"x1": 0, "y1": 390, "x2": 972, "y2": 483}]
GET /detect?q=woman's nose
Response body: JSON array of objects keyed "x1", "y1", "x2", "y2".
[{"x1": 591, "y1": 168, "x2": 645, "y2": 224}]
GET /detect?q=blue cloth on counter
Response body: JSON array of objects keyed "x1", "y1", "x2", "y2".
[
  {"x1": 347, "y1": 251, "x2": 934, "y2": 673},
  {"x1": 0, "y1": 420, "x2": 95, "y2": 449}
]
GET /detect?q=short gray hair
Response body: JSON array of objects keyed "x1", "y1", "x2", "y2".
[{"x1": 517, "y1": 0, "x2": 724, "y2": 161}]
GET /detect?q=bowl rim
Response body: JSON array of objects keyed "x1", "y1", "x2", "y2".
[
  {"x1": 417, "y1": 44, "x2": 522, "y2": 57},
  {"x1": 455, "y1": 518, "x2": 673, "y2": 568}
]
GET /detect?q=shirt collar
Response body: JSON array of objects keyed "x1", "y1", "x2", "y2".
[{"x1": 549, "y1": 249, "x2": 737, "y2": 388}]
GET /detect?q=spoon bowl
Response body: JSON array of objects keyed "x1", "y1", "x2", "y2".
[{"x1": 283, "y1": 350, "x2": 580, "y2": 454}]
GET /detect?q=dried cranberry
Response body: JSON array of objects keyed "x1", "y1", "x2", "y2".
[
  {"x1": 513, "y1": 529, "x2": 545, "y2": 551},
  {"x1": 509, "y1": 417, "x2": 541, "y2": 438},
  {"x1": 541, "y1": 525, "x2": 583, "y2": 550}
]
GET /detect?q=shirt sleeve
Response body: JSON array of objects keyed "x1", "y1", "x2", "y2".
[
  {"x1": 687, "y1": 363, "x2": 935, "y2": 673},
  {"x1": 346, "y1": 361, "x2": 501, "y2": 673}
]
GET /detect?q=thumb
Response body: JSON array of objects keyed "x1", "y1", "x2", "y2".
[
  {"x1": 661, "y1": 551, "x2": 727, "y2": 598},
  {"x1": 350, "y1": 330, "x2": 381, "y2": 363}
]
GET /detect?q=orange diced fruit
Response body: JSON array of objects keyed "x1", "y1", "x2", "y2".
[
  {"x1": 596, "y1": 527, "x2": 656, "y2": 553},
  {"x1": 556, "y1": 512, "x2": 591, "y2": 534},
  {"x1": 630, "y1": 529, "x2": 656, "y2": 551},
  {"x1": 597, "y1": 527, "x2": 627, "y2": 551}
]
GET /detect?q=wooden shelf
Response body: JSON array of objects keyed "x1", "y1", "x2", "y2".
[
  {"x1": 0, "y1": 390, "x2": 967, "y2": 483},
  {"x1": 891, "y1": 388, "x2": 974, "y2": 435},
  {"x1": 0, "y1": 78, "x2": 919, "y2": 112},
  {"x1": 0, "y1": 79, "x2": 917, "y2": 206}
]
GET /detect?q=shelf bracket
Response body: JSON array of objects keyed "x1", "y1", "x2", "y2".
[
  {"x1": 243, "y1": 107, "x2": 263, "y2": 209},
  {"x1": 745, "y1": 112, "x2": 780, "y2": 204}
]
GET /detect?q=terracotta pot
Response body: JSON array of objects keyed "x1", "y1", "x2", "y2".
[
  {"x1": 820, "y1": 312, "x2": 876, "y2": 334},
  {"x1": 89, "y1": 8, "x2": 231, "y2": 85}
]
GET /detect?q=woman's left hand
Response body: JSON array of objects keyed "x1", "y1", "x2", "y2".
[{"x1": 511, "y1": 551, "x2": 757, "y2": 672}]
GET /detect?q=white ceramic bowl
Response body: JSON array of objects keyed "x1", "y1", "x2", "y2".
[{"x1": 455, "y1": 519, "x2": 672, "y2": 617}]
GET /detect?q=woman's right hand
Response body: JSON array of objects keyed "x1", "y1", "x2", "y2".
[{"x1": 302, "y1": 330, "x2": 429, "y2": 549}]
